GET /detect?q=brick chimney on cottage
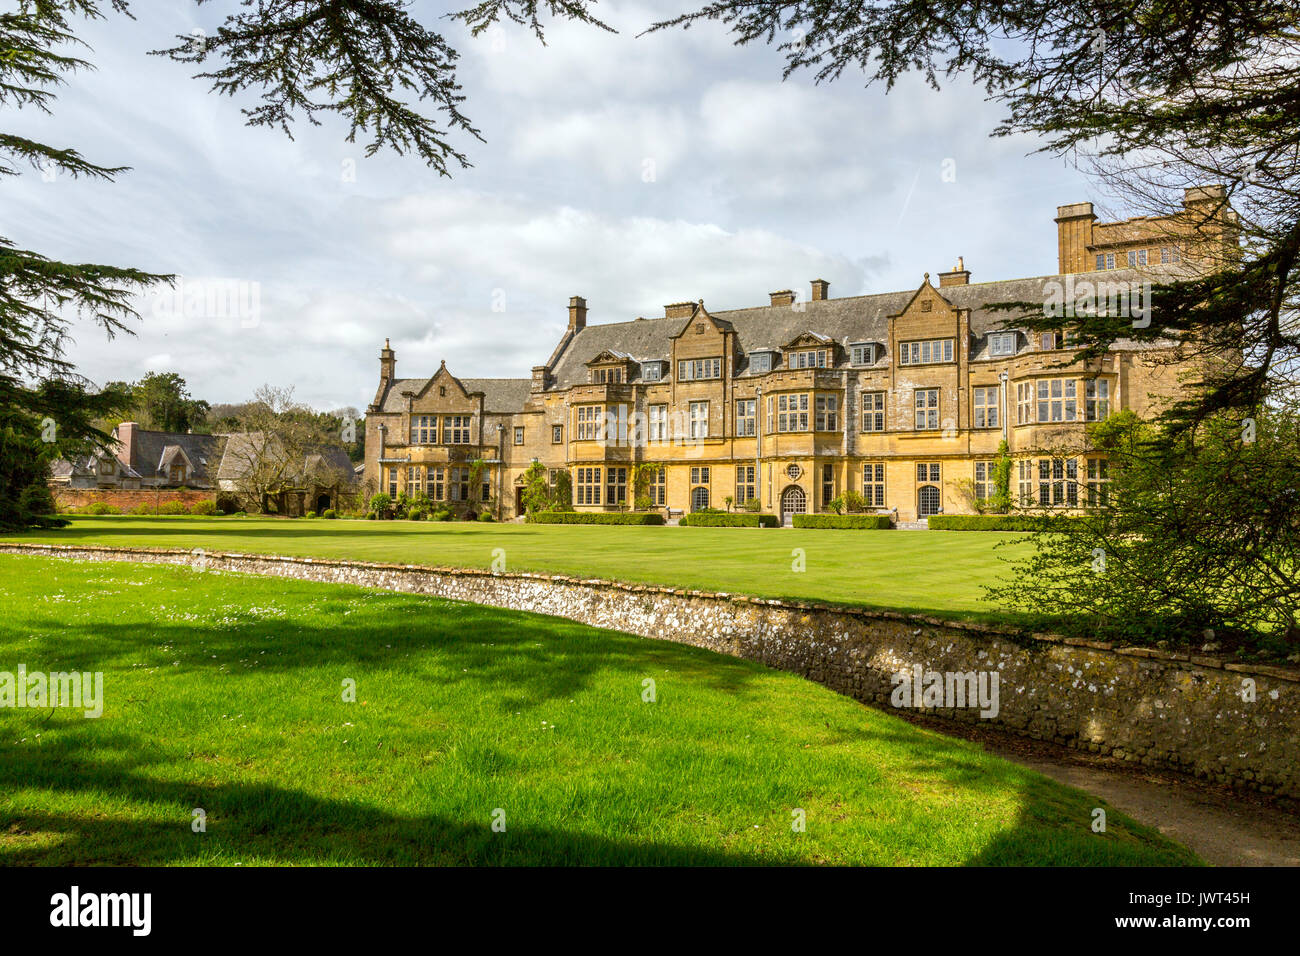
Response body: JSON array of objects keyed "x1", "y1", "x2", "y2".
[
  {"x1": 113, "y1": 421, "x2": 136, "y2": 469},
  {"x1": 810, "y1": 279, "x2": 830, "y2": 301}
]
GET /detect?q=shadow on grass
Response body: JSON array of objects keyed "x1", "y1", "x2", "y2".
[
  {"x1": 0, "y1": 559, "x2": 1196, "y2": 866},
  {"x1": 0, "y1": 729, "x2": 771, "y2": 866},
  {"x1": 16, "y1": 587, "x2": 765, "y2": 712}
]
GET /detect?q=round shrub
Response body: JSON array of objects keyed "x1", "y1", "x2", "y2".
[
  {"x1": 129, "y1": 503, "x2": 155, "y2": 516},
  {"x1": 157, "y1": 501, "x2": 190, "y2": 516},
  {"x1": 408, "y1": 509, "x2": 426, "y2": 521},
  {"x1": 477, "y1": 511, "x2": 495, "y2": 522},
  {"x1": 323, "y1": 509, "x2": 337, "y2": 519},
  {"x1": 190, "y1": 500, "x2": 218, "y2": 516},
  {"x1": 83, "y1": 502, "x2": 121, "y2": 515},
  {"x1": 305, "y1": 510, "x2": 318, "y2": 519},
  {"x1": 433, "y1": 509, "x2": 452, "y2": 521}
]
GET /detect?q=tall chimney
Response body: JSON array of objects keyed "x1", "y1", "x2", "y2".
[
  {"x1": 1183, "y1": 184, "x2": 1227, "y2": 209},
  {"x1": 810, "y1": 279, "x2": 829, "y2": 301},
  {"x1": 379, "y1": 338, "x2": 395, "y2": 383},
  {"x1": 568, "y1": 296, "x2": 587, "y2": 331},
  {"x1": 769, "y1": 289, "x2": 796, "y2": 307},
  {"x1": 1055, "y1": 202, "x2": 1097, "y2": 274},
  {"x1": 114, "y1": 421, "x2": 136, "y2": 469}
]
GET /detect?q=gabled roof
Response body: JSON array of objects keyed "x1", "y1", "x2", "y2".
[
  {"x1": 376, "y1": 375, "x2": 533, "y2": 414},
  {"x1": 157, "y1": 444, "x2": 194, "y2": 472},
  {"x1": 585, "y1": 349, "x2": 633, "y2": 365},
  {"x1": 783, "y1": 330, "x2": 834, "y2": 349}
]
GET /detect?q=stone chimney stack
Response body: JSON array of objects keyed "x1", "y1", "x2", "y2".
[
  {"x1": 379, "y1": 338, "x2": 395, "y2": 384},
  {"x1": 1055, "y1": 202, "x2": 1098, "y2": 274},
  {"x1": 938, "y1": 257, "x2": 971, "y2": 287},
  {"x1": 769, "y1": 290, "x2": 796, "y2": 307},
  {"x1": 568, "y1": 296, "x2": 587, "y2": 331},
  {"x1": 810, "y1": 279, "x2": 830, "y2": 301}
]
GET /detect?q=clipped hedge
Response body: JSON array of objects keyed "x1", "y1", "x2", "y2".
[
  {"x1": 793, "y1": 514, "x2": 893, "y2": 530},
  {"x1": 526, "y1": 511, "x2": 665, "y2": 525},
  {"x1": 926, "y1": 514, "x2": 1080, "y2": 531},
  {"x1": 679, "y1": 512, "x2": 778, "y2": 528}
]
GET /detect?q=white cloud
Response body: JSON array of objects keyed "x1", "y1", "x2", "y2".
[
  {"x1": 511, "y1": 106, "x2": 692, "y2": 183},
  {"x1": 372, "y1": 190, "x2": 869, "y2": 321},
  {"x1": 11, "y1": 0, "x2": 1094, "y2": 412}
]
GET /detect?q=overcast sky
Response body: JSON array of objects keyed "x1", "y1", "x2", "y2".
[{"x1": 8, "y1": 0, "x2": 1100, "y2": 411}]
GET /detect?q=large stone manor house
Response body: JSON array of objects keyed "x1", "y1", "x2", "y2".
[{"x1": 364, "y1": 188, "x2": 1236, "y2": 523}]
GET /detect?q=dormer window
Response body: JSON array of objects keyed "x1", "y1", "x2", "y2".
[
  {"x1": 849, "y1": 343, "x2": 878, "y2": 366},
  {"x1": 591, "y1": 366, "x2": 623, "y2": 384},
  {"x1": 641, "y1": 361, "x2": 663, "y2": 382},
  {"x1": 749, "y1": 351, "x2": 773, "y2": 374},
  {"x1": 677, "y1": 357, "x2": 722, "y2": 381},
  {"x1": 1039, "y1": 330, "x2": 1074, "y2": 351},
  {"x1": 789, "y1": 349, "x2": 828, "y2": 369},
  {"x1": 988, "y1": 332, "x2": 1017, "y2": 357}
]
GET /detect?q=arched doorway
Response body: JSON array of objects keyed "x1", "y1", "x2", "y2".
[
  {"x1": 316, "y1": 493, "x2": 332, "y2": 513},
  {"x1": 780, "y1": 485, "x2": 806, "y2": 525},
  {"x1": 917, "y1": 485, "x2": 941, "y2": 517},
  {"x1": 690, "y1": 486, "x2": 709, "y2": 512}
]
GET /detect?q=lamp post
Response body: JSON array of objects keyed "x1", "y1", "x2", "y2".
[
  {"x1": 496, "y1": 423, "x2": 504, "y2": 520},
  {"x1": 755, "y1": 385, "x2": 763, "y2": 511},
  {"x1": 998, "y1": 371, "x2": 1009, "y2": 442}
]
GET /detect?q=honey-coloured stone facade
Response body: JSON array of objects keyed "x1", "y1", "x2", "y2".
[{"x1": 366, "y1": 197, "x2": 1232, "y2": 522}]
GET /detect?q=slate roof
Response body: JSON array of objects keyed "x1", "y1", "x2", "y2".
[
  {"x1": 370, "y1": 266, "x2": 1180, "y2": 414},
  {"x1": 548, "y1": 268, "x2": 1175, "y2": 388},
  {"x1": 118, "y1": 428, "x2": 224, "y2": 483},
  {"x1": 378, "y1": 376, "x2": 533, "y2": 414}
]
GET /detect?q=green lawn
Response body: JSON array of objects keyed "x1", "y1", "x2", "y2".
[
  {"x1": 2, "y1": 516, "x2": 1032, "y2": 622},
  {"x1": 0, "y1": 555, "x2": 1196, "y2": 865}
]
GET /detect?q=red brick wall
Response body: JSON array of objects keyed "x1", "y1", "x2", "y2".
[{"x1": 50, "y1": 487, "x2": 216, "y2": 512}]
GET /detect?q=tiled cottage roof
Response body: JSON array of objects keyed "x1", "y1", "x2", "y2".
[{"x1": 118, "y1": 429, "x2": 224, "y2": 483}]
